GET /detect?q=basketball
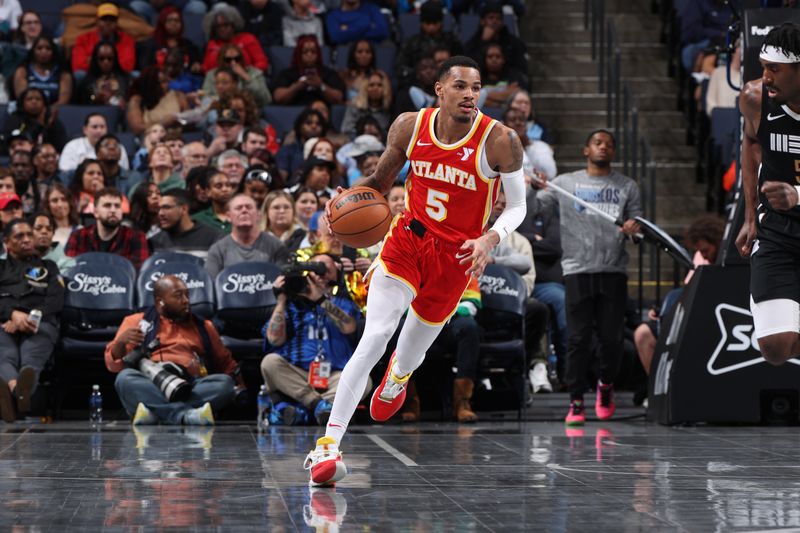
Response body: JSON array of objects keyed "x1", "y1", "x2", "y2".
[{"x1": 329, "y1": 186, "x2": 392, "y2": 248}]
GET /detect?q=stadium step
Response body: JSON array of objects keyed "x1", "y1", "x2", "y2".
[{"x1": 531, "y1": 76, "x2": 678, "y2": 95}]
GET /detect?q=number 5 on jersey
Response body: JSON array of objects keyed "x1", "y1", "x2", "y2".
[{"x1": 426, "y1": 189, "x2": 449, "y2": 222}]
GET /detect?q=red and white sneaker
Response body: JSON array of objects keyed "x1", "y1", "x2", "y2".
[
  {"x1": 304, "y1": 436, "x2": 347, "y2": 487},
  {"x1": 565, "y1": 400, "x2": 586, "y2": 426},
  {"x1": 595, "y1": 382, "x2": 616, "y2": 420},
  {"x1": 370, "y1": 353, "x2": 411, "y2": 422}
]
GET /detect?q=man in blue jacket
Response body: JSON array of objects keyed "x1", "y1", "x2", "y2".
[{"x1": 325, "y1": 0, "x2": 389, "y2": 45}]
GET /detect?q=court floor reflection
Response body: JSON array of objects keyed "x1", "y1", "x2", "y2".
[{"x1": 1, "y1": 420, "x2": 800, "y2": 530}]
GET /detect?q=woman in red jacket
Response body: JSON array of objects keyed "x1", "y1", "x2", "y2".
[{"x1": 201, "y1": 4, "x2": 268, "y2": 74}]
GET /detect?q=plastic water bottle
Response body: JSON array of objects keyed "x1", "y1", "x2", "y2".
[
  {"x1": 89, "y1": 385, "x2": 103, "y2": 427},
  {"x1": 547, "y1": 344, "x2": 559, "y2": 383},
  {"x1": 257, "y1": 385, "x2": 271, "y2": 430}
]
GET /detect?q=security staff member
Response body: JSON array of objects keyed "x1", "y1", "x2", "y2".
[{"x1": 0, "y1": 218, "x2": 64, "y2": 422}]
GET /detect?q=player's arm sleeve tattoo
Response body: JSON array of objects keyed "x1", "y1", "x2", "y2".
[
  {"x1": 354, "y1": 112, "x2": 416, "y2": 194},
  {"x1": 321, "y1": 299, "x2": 357, "y2": 334},
  {"x1": 266, "y1": 302, "x2": 287, "y2": 346}
]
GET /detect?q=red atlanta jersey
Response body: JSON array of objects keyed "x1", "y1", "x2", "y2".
[{"x1": 404, "y1": 107, "x2": 500, "y2": 243}]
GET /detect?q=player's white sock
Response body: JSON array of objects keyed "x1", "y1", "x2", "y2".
[{"x1": 393, "y1": 311, "x2": 446, "y2": 377}]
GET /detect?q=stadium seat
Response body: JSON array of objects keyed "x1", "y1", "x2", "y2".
[
  {"x1": 710, "y1": 107, "x2": 739, "y2": 167},
  {"x1": 183, "y1": 11, "x2": 206, "y2": 51},
  {"x1": 398, "y1": 12, "x2": 456, "y2": 40},
  {"x1": 476, "y1": 264, "x2": 528, "y2": 417},
  {"x1": 482, "y1": 106, "x2": 505, "y2": 120},
  {"x1": 58, "y1": 105, "x2": 121, "y2": 139},
  {"x1": 141, "y1": 251, "x2": 204, "y2": 273},
  {"x1": 330, "y1": 104, "x2": 346, "y2": 132},
  {"x1": 214, "y1": 261, "x2": 281, "y2": 360},
  {"x1": 136, "y1": 261, "x2": 215, "y2": 319},
  {"x1": 263, "y1": 105, "x2": 304, "y2": 140}
]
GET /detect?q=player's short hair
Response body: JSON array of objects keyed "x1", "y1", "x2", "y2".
[
  {"x1": 764, "y1": 23, "x2": 800, "y2": 60},
  {"x1": 161, "y1": 188, "x2": 190, "y2": 207},
  {"x1": 437, "y1": 55, "x2": 480, "y2": 82},
  {"x1": 585, "y1": 129, "x2": 616, "y2": 147}
]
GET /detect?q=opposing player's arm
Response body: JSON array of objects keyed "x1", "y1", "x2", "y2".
[
  {"x1": 353, "y1": 112, "x2": 417, "y2": 195},
  {"x1": 736, "y1": 80, "x2": 763, "y2": 256}
]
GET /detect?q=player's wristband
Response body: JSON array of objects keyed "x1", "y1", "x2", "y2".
[{"x1": 795, "y1": 186, "x2": 800, "y2": 206}]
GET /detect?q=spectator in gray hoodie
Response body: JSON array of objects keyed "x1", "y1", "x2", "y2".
[{"x1": 535, "y1": 129, "x2": 642, "y2": 425}]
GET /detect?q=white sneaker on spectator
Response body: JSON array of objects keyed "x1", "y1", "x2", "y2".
[{"x1": 529, "y1": 363, "x2": 553, "y2": 393}]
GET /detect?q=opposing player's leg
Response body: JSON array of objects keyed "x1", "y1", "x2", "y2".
[
  {"x1": 369, "y1": 310, "x2": 446, "y2": 422},
  {"x1": 304, "y1": 265, "x2": 413, "y2": 487},
  {"x1": 750, "y1": 297, "x2": 800, "y2": 365}
]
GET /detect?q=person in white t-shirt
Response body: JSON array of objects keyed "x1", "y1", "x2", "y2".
[{"x1": 58, "y1": 113, "x2": 130, "y2": 173}]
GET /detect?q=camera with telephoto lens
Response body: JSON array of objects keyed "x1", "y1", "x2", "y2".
[
  {"x1": 122, "y1": 338, "x2": 192, "y2": 402},
  {"x1": 277, "y1": 261, "x2": 328, "y2": 299}
]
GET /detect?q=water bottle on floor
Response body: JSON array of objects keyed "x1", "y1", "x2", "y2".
[
  {"x1": 257, "y1": 385, "x2": 271, "y2": 430},
  {"x1": 89, "y1": 385, "x2": 103, "y2": 427}
]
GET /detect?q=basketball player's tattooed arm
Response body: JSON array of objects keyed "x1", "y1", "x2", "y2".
[
  {"x1": 354, "y1": 112, "x2": 418, "y2": 195},
  {"x1": 458, "y1": 126, "x2": 526, "y2": 278},
  {"x1": 320, "y1": 300, "x2": 357, "y2": 334},
  {"x1": 736, "y1": 81, "x2": 763, "y2": 257}
]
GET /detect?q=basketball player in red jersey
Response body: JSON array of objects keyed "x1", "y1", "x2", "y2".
[{"x1": 303, "y1": 56, "x2": 527, "y2": 487}]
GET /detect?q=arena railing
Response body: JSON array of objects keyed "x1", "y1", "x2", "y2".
[{"x1": 586, "y1": 0, "x2": 684, "y2": 311}]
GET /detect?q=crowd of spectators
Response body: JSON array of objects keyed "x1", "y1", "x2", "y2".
[{"x1": 0, "y1": 0, "x2": 713, "y2": 426}]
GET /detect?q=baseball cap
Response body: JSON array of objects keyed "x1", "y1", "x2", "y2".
[
  {"x1": 345, "y1": 134, "x2": 385, "y2": 159},
  {"x1": 217, "y1": 108, "x2": 242, "y2": 125},
  {"x1": 96, "y1": 3, "x2": 119, "y2": 18},
  {"x1": 420, "y1": 1, "x2": 444, "y2": 23},
  {"x1": 0, "y1": 193, "x2": 22, "y2": 211},
  {"x1": 303, "y1": 156, "x2": 336, "y2": 173},
  {"x1": 8, "y1": 129, "x2": 34, "y2": 144}
]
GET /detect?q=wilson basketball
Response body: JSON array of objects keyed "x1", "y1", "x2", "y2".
[{"x1": 329, "y1": 186, "x2": 392, "y2": 248}]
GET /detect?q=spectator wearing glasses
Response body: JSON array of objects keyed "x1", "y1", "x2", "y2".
[
  {"x1": 217, "y1": 149, "x2": 248, "y2": 191},
  {"x1": 206, "y1": 193, "x2": 289, "y2": 278},
  {"x1": 0, "y1": 218, "x2": 64, "y2": 423},
  {"x1": 272, "y1": 35, "x2": 345, "y2": 107},
  {"x1": 71, "y1": 3, "x2": 136, "y2": 75},
  {"x1": 282, "y1": 0, "x2": 324, "y2": 47},
  {"x1": 201, "y1": 44, "x2": 271, "y2": 107},
  {"x1": 12, "y1": 36, "x2": 72, "y2": 109},
  {"x1": 65, "y1": 187, "x2": 150, "y2": 270},
  {"x1": 150, "y1": 189, "x2": 223, "y2": 259},
  {"x1": 12, "y1": 11, "x2": 42, "y2": 50},
  {"x1": 31, "y1": 144, "x2": 61, "y2": 200},
  {"x1": 242, "y1": 167, "x2": 273, "y2": 210},
  {"x1": 201, "y1": 4, "x2": 268, "y2": 74},
  {"x1": 59, "y1": 113, "x2": 131, "y2": 174},
  {"x1": 192, "y1": 170, "x2": 235, "y2": 234},
  {"x1": 75, "y1": 42, "x2": 130, "y2": 107}
]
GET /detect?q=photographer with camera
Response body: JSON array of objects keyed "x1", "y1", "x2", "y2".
[
  {"x1": 105, "y1": 275, "x2": 239, "y2": 425},
  {"x1": 260, "y1": 254, "x2": 365, "y2": 426}
]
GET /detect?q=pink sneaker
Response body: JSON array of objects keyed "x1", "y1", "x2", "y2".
[
  {"x1": 595, "y1": 382, "x2": 616, "y2": 420},
  {"x1": 564, "y1": 400, "x2": 585, "y2": 426}
]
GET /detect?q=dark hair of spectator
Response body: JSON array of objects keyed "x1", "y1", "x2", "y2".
[
  {"x1": 162, "y1": 188, "x2": 190, "y2": 207},
  {"x1": 346, "y1": 39, "x2": 376, "y2": 72},
  {"x1": 70, "y1": 159, "x2": 109, "y2": 198},
  {"x1": 436, "y1": 55, "x2": 480, "y2": 81},
  {"x1": 219, "y1": 89, "x2": 259, "y2": 126},
  {"x1": 293, "y1": 109, "x2": 328, "y2": 142},
  {"x1": 764, "y1": 23, "x2": 800, "y2": 59},
  {"x1": 243, "y1": 127, "x2": 266, "y2": 143},
  {"x1": 25, "y1": 35, "x2": 63, "y2": 71},
  {"x1": 479, "y1": 42, "x2": 506, "y2": 76},
  {"x1": 686, "y1": 215, "x2": 725, "y2": 249},
  {"x1": 215, "y1": 65, "x2": 239, "y2": 83},
  {"x1": 16, "y1": 87, "x2": 48, "y2": 116},
  {"x1": 391, "y1": 179, "x2": 404, "y2": 189},
  {"x1": 13, "y1": 11, "x2": 42, "y2": 44},
  {"x1": 94, "y1": 187, "x2": 123, "y2": 204},
  {"x1": 216, "y1": 43, "x2": 246, "y2": 69},
  {"x1": 3, "y1": 219, "x2": 28, "y2": 240},
  {"x1": 153, "y1": 6, "x2": 184, "y2": 47},
  {"x1": 585, "y1": 129, "x2": 616, "y2": 147},
  {"x1": 291, "y1": 35, "x2": 323, "y2": 70},
  {"x1": 96, "y1": 133, "x2": 120, "y2": 151},
  {"x1": 184, "y1": 166, "x2": 211, "y2": 213},
  {"x1": 129, "y1": 182, "x2": 158, "y2": 232},
  {"x1": 83, "y1": 112, "x2": 106, "y2": 128},
  {"x1": 30, "y1": 142, "x2": 55, "y2": 161},
  {"x1": 44, "y1": 183, "x2": 79, "y2": 226},
  {"x1": 355, "y1": 115, "x2": 383, "y2": 139},
  {"x1": 292, "y1": 186, "x2": 316, "y2": 203},
  {"x1": 129, "y1": 66, "x2": 165, "y2": 111},
  {"x1": 88, "y1": 41, "x2": 124, "y2": 78},
  {"x1": 29, "y1": 211, "x2": 56, "y2": 232}
]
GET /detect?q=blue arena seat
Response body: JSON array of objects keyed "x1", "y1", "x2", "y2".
[
  {"x1": 58, "y1": 105, "x2": 121, "y2": 138},
  {"x1": 116, "y1": 132, "x2": 139, "y2": 162},
  {"x1": 215, "y1": 261, "x2": 281, "y2": 359},
  {"x1": 263, "y1": 105, "x2": 304, "y2": 140},
  {"x1": 330, "y1": 104, "x2": 346, "y2": 132},
  {"x1": 482, "y1": 106, "x2": 505, "y2": 120},
  {"x1": 136, "y1": 261, "x2": 215, "y2": 319},
  {"x1": 710, "y1": 107, "x2": 739, "y2": 166},
  {"x1": 141, "y1": 251, "x2": 204, "y2": 274},
  {"x1": 477, "y1": 264, "x2": 528, "y2": 416},
  {"x1": 183, "y1": 11, "x2": 206, "y2": 51}
]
